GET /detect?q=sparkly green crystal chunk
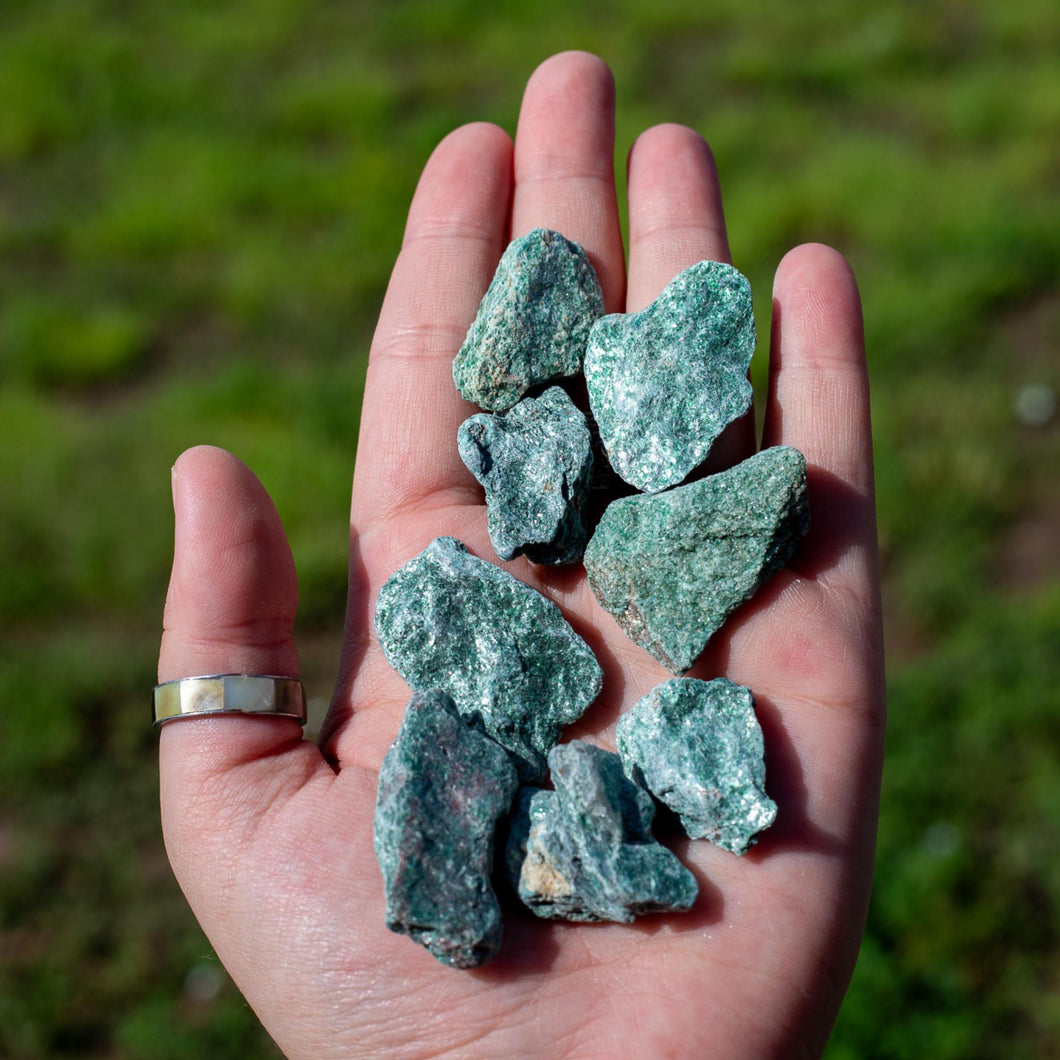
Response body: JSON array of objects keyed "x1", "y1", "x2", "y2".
[
  {"x1": 584, "y1": 260, "x2": 755, "y2": 493},
  {"x1": 583, "y1": 446, "x2": 809, "y2": 673},
  {"x1": 453, "y1": 228, "x2": 605, "y2": 412},
  {"x1": 617, "y1": 678, "x2": 776, "y2": 855},
  {"x1": 458, "y1": 386, "x2": 594, "y2": 565},
  {"x1": 374, "y1": 537, "x2": 602, "y2": 780},
  {"x1": 506, "y1": 741, "x2": 698, "y2": 923},
  {"x1": 374, "y1": 690, "x2": 519, "y2": 968}
]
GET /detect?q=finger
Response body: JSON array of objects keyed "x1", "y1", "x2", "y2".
[
  {"x1": 158, "y1": 445, "x2": 326, "y2": 825},
  {"x1": 715, "y1": 244, "x2": 883, "y2": 886},
  {"x1": 625, "y1": 123, "x2": 729, "y2": 310},
  {"x1": 158, "y1": 448, "x2": 380, "y2": 1048},
  {"x1": 160, "y1": 446, "x2": 299, "y2": 683},
  {"x1": 351, "y1": 122, "x2": 513, "y2": 529},
  {"x1": 624, "y1": 123, "x2": 752, "y2": 468},
  {"x1": 510, "y1": 51, "x2": 625, "y2": 311},
  {"x1": 762, "y1": 243, "x2": 879, "y2": 599}
]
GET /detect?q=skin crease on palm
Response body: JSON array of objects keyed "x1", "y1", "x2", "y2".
[{"x1": 157, "y1": 52, "x2": 885, "y2": 1060}]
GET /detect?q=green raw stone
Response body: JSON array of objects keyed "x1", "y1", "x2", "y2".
[
  {"x1": 617, "y1": 678, "x2": 777, "y2": 855},
  {"x1": 458, "y1": 386, "x2": 594, "y2": 565},
  {"x1": 374, "y1": 536, "x2": 602, "y2": 781},
  {"x1": 453, "y1": 228, "x2": 605, "y2": 412},
  {"x1": 505, "y1": 741, "x2": 698, "y2": 923},
  {"x1": 374, "y1": 690, "x2": 519, "y2": 968},
  {"x1": 583, "y1": 446, "x2": 809, "y2": 673},
  {"x1": 584, "y1": 260, "x2": 755, "y2": 493}
]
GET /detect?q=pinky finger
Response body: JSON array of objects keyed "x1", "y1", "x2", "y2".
[{"x1": 761, "y1": 243, "x2": 879, "y2": 604}]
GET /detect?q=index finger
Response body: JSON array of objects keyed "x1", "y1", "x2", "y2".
[{"x1": 350, "y1": 122, "x2": 512, "y2": 532}]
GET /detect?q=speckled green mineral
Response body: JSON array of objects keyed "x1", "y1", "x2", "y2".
[
  {"x1": 374, "y1": 690, "x2": 519, "y2": 968},
  {"x1": 583, "y1": 445, "x2": 810, "y2": 673},
  {"x1": 617, "y1": 678, "x2": 776, "y2": 855},
  {"x1": 584, "y1": 260, "x2": 755, "y2": 493},
  {"x1": 506, "y1": 741, "x2": 698, "y2": 922},
  {"x1": 374, "y1": 536, "x2": 602, "y2": 780},
  {"x1": 453, "y1": 228, "x2": 605, "y2": 411},
  {"x1": 458, "y1": 386, "x2": 593, "y2": 565}
]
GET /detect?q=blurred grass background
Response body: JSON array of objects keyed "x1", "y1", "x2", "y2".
[{"x1": 1, "y1": 0, "x2": 1058, "y2": 1056}]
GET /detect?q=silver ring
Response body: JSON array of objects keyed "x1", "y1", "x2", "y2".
[{"x1": 153, "y1": 674, "x2": 307, "y2": 726}]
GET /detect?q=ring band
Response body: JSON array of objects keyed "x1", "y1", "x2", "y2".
[{"x1": 153, "y1": 674, "x2": 307, "y2": 726}]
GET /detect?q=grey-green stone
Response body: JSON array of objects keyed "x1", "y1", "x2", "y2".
[
  {"x1": 505, "y1": 741, "x2": 698, "y2": 923},
  {"x1": 453, "y1": 228, "x2": 605, "y2": 412},
  {"x1": 374, "y1": 690, "x2": 519, "y2": 968},
  {"x1": 584, "y1": 260, "x2": 755, "y2": 493},
  {"x1": 583, "y1": 446, "x2": 810, "y2": 673},
  {"x1": 374, "y1": 537, "x2": 602, "y2": 780},
  {"x1": 617, "y1": 678, "x2": 777, "y2": 855},
  {"x1": 458, "y1": 387, "x2": 593, "y2": 565}
]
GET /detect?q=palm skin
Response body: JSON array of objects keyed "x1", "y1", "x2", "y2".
[{"x1": 158, "y1": 53, "x2": 884, "y2": 1060}]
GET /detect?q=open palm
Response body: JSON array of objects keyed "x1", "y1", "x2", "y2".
[{"x1": 158, "y1": 52, "x2": 884, "y2": 1060}]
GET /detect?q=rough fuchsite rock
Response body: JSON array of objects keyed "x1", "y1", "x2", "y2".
[
  {"x1": 506, "y1": 741, "x2": 698, "y2": 923},
  {"x1": 458, "y1": 386, "x2": 594, "y2": 565},
  {"x1": 583, "y1": 445, "x2": 810, "y2": 673},
  {"x1": 617, "y1": 678, "x2": 777, "y2": 855},
  {"x1": 453, "y1": 228, "x2": 605, "y2": 411},
  {"x1": 374, "y1": 537, "x2": 602, "y2": 781},
  {"x1": 584, "y1": 260, "x2": 755, "y2": 493},
  {"x1": 374, "y1": 691, "x2": 519, "y2": 968}
]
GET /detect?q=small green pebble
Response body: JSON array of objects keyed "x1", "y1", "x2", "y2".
[
  {"x1": 453, "y1": 228, "x2": 604, "y2": 411},
  {"x1": 374, "y1": 536, "x2": 602, "y2": 781},
  {"x1": 506, "y1": 740, "x2": 699, "y2": 922},
  {"x1": 458, "y1": 386, "x2": 594, "y2": 565},
  {"x1": 374, "y1": 691, "x2": 519, "y2": 968},
  {"x1": 617, "y1": 678, "x2": 777, "y2": 855},
  {"x1": 585, "y1": 260, "x2": 755, "y2": 493},
  {"x1": 584, "y1": 446, "x2": 810, "y2": 673}
]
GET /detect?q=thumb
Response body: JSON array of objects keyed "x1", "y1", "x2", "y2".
[
  {"x1": 158, "y1": 446, "x2": 325, "y2": 897},
  {"x1": 160, "y1": 444, "x2": 300, "y2": 685}
]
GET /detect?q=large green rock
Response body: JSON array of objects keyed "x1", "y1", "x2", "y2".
[
  {"x1": 584, "y1": 260, "x2": 755, "y2": 493},
  {"x1": 506, "y1": 741, "x2": 698, "y2": 923},
  {"x1": 374, "y1": 691, "x2": 519, "y2": 968},
  {"x1": 374, "y1": 536, "x2": 602, "y2": 780},
  {"x1": 583, "y1": 446, "x2": 810, "y2": 673},
  {"x1": 617, "y1": 678, "x2": 776, "y2": 855},
  {"x1": 453, "y1": 228, "x2": 604, "y2": 411},
  {"x1": 458, "y1": 386, "x2": 593, "y2": 565}
]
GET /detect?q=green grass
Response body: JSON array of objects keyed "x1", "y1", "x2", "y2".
[{"x1": 1, "y1": 1, "x2": 1058, "y2": 1055}]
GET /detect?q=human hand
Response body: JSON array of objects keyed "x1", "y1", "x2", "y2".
[{"x1": 158, "y1": 51, "x2": 884, "y2": 1060}]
